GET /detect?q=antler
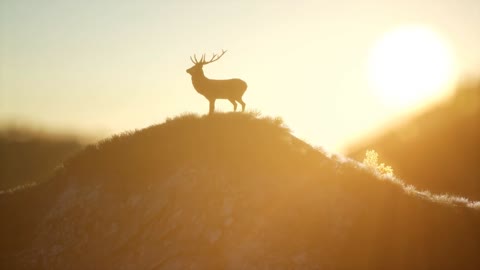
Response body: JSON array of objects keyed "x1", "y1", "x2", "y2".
[
  {"x1": 203, "y1": 49, "x2": 227, "y2": 65},
  {"x1": 190, "y1": 54, "x2": 199, "y2": 64},
  {"x1": 190, "y1": 49, "x2": 227, "y2": 65}
]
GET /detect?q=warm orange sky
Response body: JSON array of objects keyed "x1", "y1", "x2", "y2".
[{"x1": 1, "y1": 0, "x2": 480, "y2": 151}]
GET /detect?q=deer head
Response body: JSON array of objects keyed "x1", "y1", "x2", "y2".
[{"x1": 186, "y1": 49, "x2": 228, "y2": 76}]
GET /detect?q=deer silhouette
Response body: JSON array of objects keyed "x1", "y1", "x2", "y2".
[{"x1": 186, "y1": 50, "x2": 247, "y2": 114}]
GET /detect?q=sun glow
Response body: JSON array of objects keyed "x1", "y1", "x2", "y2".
[{"x1": 368, "y1": 25, "x2": 457, "y2": 108}]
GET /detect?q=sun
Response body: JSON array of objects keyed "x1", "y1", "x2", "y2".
[{"x1": 368, "y1": 25, "x2": 457, "y2": 108}]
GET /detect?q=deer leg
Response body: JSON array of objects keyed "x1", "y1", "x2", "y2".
[
  {"x1": 237, "y1": 98, "x2": 246, "y2": 112},
  {"x1": 228, "y1": 99, "x2": 238, "y2": 112},
  {"x1": 209, "y1": 99, "x2": 215, "y2": 114}
]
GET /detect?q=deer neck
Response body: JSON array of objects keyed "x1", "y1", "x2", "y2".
[{"x1": 191, "y1": 70, "x2": 210, "y2": 94}]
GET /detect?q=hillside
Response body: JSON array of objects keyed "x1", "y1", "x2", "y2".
[
  {"x1": 348, "y1": 80, "x2": 480, "y2": 200},
  {"x1": 1, "y1": 112, "x2": 480, "y2": 269},
  {"x1": 0, "y1": 129, "x2": 84, "y2": 190}
]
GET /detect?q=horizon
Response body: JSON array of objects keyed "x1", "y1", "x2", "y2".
[{"x1": 1, "y1": 0, "x2": 480, "y2": 152}]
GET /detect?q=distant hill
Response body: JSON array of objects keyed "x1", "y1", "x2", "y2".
[
  {"x1": 1, "y1": 113, "x2": 479, "y2": 269},
  {"x1": 0, "y1": 128, "x2": 84, "y2": 190},
  {"x1": 348, "y1": 80, "x2": 480, "y2": 200}
]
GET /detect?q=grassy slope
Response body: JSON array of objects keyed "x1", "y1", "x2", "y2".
[
  {"x1": 1, "y1": 112, "x2": 479, "y2": 269},
  {"x1": 0, "y1": 129, "x2": 84, "y2": 190},
  {"x1": 348, "y1": 80, "x2": 480, "y2": 200}
]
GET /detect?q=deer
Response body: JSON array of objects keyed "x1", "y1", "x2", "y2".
[{"x1": 186, "y1": 50, "x2": 247, "y2": 114}]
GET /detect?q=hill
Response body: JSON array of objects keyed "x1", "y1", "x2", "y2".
[
  {"x1": 1, "y1": 112, "x2": 480, "y2": 269},
  {"x1": 0, "y1": 128, "x2": 84, "y2": 190},
  {"x1": 348, "y1": 80, "x2": 480, "y2": 200}
]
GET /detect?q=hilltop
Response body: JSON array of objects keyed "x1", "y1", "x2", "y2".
[{"x1": 1, "y1": 112, "x2": 480, "y2": 269}]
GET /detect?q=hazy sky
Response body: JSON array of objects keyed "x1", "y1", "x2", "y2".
[{"x1": 1, "y1": 0, "x2": 480, "y2": 151}]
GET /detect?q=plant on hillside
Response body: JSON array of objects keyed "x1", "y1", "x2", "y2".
[{"x1": 363, "y1": 150, "x2": 394, "y2": 177}]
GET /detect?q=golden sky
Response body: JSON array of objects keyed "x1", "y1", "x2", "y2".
[{"x1": 1, "y1": 0, "x2": 480, "y2": 151}]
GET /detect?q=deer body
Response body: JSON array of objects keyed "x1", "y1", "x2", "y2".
[{"x1": 186, "y1": 50, "x2": 247, "y2": 114}]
